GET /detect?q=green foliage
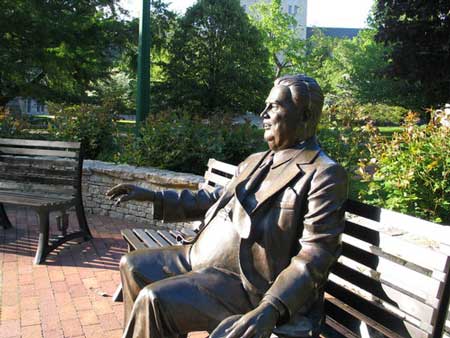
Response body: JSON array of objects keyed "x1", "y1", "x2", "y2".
[
  {"x1": 47, "y1": 104, "x2": 118, "y2": 160},
  {"x1": 319, "y1": 29, "x2": 418, "y2": 107},
  {"x1": 324, "y1": 93, "x2": 409, "y2": 126},
  {"x1": 373, "y1": 0, "x2": 450, "y2": 106},
  {"x1": 360, "y1": 113, "x2": 450, "y2": 223},
  {"x1": 298, "y1": 30, "x2": 339, "y2": 94},
  {"x1": 162, "y1": 0, "x2": 271, "y2": 116},
  {"x1": 116, "y1": 112, "x2": 266, "y2": 175},
  {"x1": 318, "y1": 122, "x2": 371, "y2": 177},
  {"x1": 0, "y1": 109, "x2": 31, "y2": 138},
  {"x1": 249, "y1": 0, "x2": 306, "y2": 78},
  {"x1": 0, "y1": 0, "x2": 133, "y2": 107}
]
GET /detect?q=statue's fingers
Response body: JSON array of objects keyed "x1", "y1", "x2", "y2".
[
  {"x1": 239, "y1": 324, "x2": 257, "y2": 338},
  {"x1": 106, "y1": 184, "x2": 131, "y2": 196},
  {"x1": 115, "y1": 195, "x2": 133, "y2": 206},
  {"x1": 225, "y1": 322, "x2": 246, "y2": 338}
]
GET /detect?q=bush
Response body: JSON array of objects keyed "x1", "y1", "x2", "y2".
[
  {"x1": 0, "y1": 109, "x2": 30, "y2": 138},
  {"x1": 48, "y1": 103, "x2": 118, "y2": 160},
  {"x1": 359, "y1": 112, "x2": 450, "y2": 223},
  {"x1": 323, "y1": 94, "x2": 409, "y2": 127},
  {"x1": 115, "y1": 112, "x2": 265, "y2": 175}
]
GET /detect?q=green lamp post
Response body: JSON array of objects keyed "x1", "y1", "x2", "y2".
[{"x1": 136, "y1": 0, "x2": 151, "y2": 135}]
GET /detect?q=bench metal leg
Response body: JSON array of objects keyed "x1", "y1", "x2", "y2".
[
  {"x1": 35, "y1": 209, "x2": 50, "y2": 264},
  {"x1": 0, "y1": 203, "x2": 12, "y2": 229},
  {"x1": 75, "y1": 201, "x2": 92, "y2": 240}
]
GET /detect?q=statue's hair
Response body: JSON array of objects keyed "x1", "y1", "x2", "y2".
[{"x1": 274, "y1": 74, "x2": 324, "y2": 129}]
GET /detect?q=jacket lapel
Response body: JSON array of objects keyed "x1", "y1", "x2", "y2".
[
  {"x1": 251, "y1": 137, "x2": 321, "y2": 214},
  {"x1": 203, "y1": 151, "x2": 270, "y2": 226}
]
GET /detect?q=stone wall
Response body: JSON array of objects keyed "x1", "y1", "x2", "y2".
[{"x1": 82, "y1": 160, "x2": 204, "y2": 230}]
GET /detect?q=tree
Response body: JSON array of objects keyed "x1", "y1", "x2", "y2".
[
  {"x1": 163, "y1": 0, "x2": 271, "y2": 115},
  {"x1": 373, "y1": 0, "x2": 450, "y2": 106},
  {"x1": 249, "y1": 0, "x2": 306, "y2": 78},
  {"x1": 0, "y1": 0, "x2": 132, "y2": 107}
]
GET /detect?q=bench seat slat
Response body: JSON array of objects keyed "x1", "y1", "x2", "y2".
[
  {"x1": 133, "y1": 229, "x2": 160, "y2": 249},
  {"x1": 122, "y1": 229, "x2": 147, "y2": 250},
  {"x1": 145, "y1": 229, "x2": 171, "y2": 247},
  {"x1": 157, "y1": 230, "x2": 178, "y2": 245}
]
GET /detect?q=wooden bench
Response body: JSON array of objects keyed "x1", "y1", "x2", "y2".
[
  {"x1": 119, "y1": 159, "x2": 450, "y2": 338},
  {"x1": 0, "y1": 138, "x2": 92, "y2": 264}
]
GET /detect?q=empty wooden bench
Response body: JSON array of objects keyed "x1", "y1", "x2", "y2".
[
  {"x1": 0, "y1": 138, "x2": 92, "y2": 264},
  {"x1": 120, "y1": 159, "x2": 450, "y2": 338}
]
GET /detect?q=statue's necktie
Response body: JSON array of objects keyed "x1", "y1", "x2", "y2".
[
  {"x1": 244, "y1": 153, "x2": 274, "y2": 194},
  {"x1": 233, "y1": 154, "x2": 274, "y2": 239}
]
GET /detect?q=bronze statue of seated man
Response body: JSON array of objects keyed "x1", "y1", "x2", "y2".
[{"x1": 107, "y1": 74, "x2": 348, "y2": 338}]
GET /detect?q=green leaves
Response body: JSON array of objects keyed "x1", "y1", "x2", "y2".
[
  {"x1": 162, "y1": 0, "x2": 271, "y2": 116},
  {"x1": 116, "y1": 112, "x2": 266, "y2": 175},
  {"x1": 362, "y1": 114, "x2": 450, "y2": 223},
  {"x1": 0, "y1": 0, "x2": 132, "y2": 105},
  {"x1": 249, "y1": 0, "x2": 305, "y2": 78},
  {"x1": 373, "y1": 0, "x2": 450, "y2": 106}
]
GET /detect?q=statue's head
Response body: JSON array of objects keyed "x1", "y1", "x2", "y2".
[{"x1": 260, "y1": 74, "x2": 324, "y2": 151}]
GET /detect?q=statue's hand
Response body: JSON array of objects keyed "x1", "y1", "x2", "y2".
[
  {"x1": 225, "y1": 302, "x2": 279, "y2": 338},
  {"x1": 106, "y1": 184, "x2": 155, "y2": 205}
]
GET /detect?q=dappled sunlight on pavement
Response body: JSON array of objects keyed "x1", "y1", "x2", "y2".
[{"x1": 0, "y1": 206, "x2": 208, "y2": 338}]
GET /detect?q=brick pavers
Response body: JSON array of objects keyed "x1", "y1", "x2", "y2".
[{"x1": 0, "y1": 206, "x2": 208, "y2": 338}]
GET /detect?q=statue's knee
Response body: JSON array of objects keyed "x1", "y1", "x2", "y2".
[
  {"x1": 136, "y1": 285, "x2": 159, "y2": 305},
  {"x1": 120, "y1": 252, "x2": 134, "y2": 274}
]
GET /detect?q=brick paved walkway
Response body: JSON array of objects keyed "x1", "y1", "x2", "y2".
[{"x1": 0, "y1": 206, "x2": 207, "y2": 338}]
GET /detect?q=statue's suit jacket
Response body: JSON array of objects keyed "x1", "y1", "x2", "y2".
[{"x1": 153, "y1": 137, "x2": 348, "y2": 335}]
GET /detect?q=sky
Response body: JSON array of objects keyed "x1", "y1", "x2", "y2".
[{"x1": 120, "y1": 0, "x2": 374, "y2": 28}]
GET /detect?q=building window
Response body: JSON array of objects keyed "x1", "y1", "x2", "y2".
[
  {"x1": 288, "y1": 5, "x2": 292, "y2": 14},
  {"x1": 294, "y1": 6, "x2": 299, "y2": 15}
]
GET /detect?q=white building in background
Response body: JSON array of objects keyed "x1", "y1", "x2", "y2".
[
  {"x1": 6, "y1": 97, "x2": 48, "y2": 116},
  {"x1": 241, "y1": 0, "x2": 308, "y2": 39}
]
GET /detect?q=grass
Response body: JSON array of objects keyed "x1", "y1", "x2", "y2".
[{"x1": 378, "y1": 126, "x2": 403, "y2": 138}]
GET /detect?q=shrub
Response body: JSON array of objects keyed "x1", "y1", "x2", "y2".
[
  {"x1": 0, "y1": 110, "x2": 30, "y2": 138},
  {"x1": 48, "y1": 103, "x2": 118, "y2": 160},
  {"x1": 359, "y1": 112, "x2": 450, "y2": 223},
  {"x1": 323, "y1": 94, "x2": 409, "y2": 127},
  {"x1": 115, "y1": 112, "x2": 265, "y2": 175}
]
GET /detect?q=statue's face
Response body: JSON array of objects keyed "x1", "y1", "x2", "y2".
[{"x1": 260, "y1": 85, "x2": 301, "y2": 151}]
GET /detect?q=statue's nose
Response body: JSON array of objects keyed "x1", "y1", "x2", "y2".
[{"x1": 260, "y1": 105, "x2": 269, "y2": 118}]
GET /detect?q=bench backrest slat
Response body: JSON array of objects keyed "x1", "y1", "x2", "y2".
[
  {"x1": 0, "y1": 146, "x2": 78, "y2": 158},
  {"x1": 202, "y1": 158, "x2": 235, "y2": 192},
  {"x1": 0, "y1": 138, "x2": 83, "y2": 195},
  {"x1": 0, "y1": 138, "x2": 80, "y2": 148}
]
